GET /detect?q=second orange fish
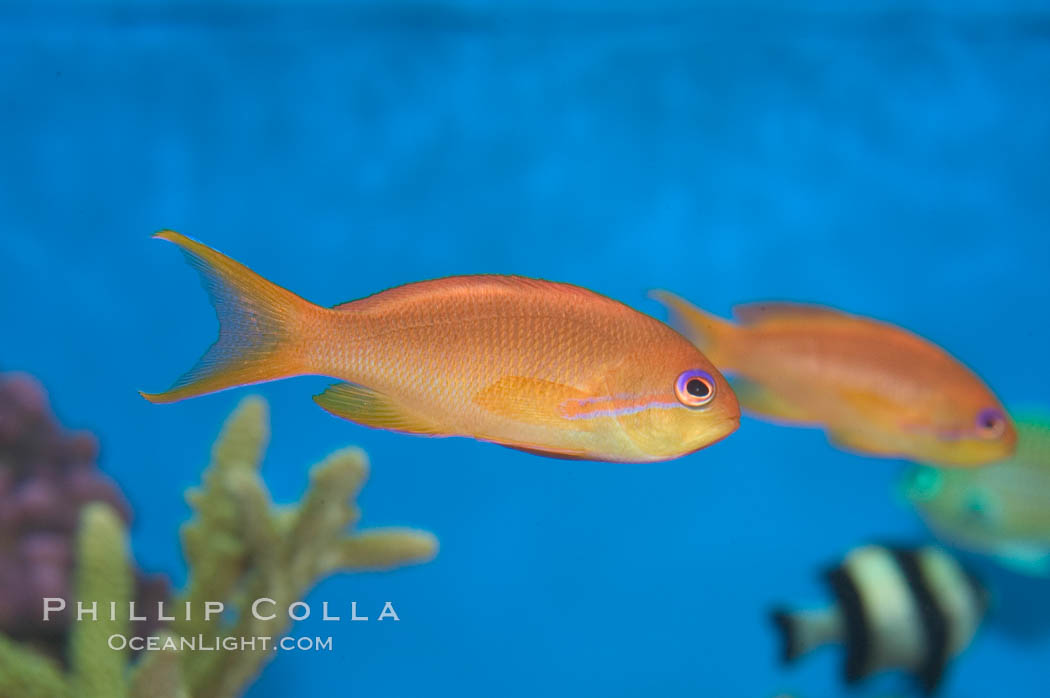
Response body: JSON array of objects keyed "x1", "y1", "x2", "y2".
[
  {"x1": 652, "y1": 291, "x2": 1015, "y2": 467},
  {"x1": 142, "y1": 232, "x2": 740, "y2": 462}
]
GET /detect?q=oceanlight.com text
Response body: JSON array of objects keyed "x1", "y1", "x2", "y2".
[{"x1": 107, "y1": 634, "x2": 335, "y2": 652}]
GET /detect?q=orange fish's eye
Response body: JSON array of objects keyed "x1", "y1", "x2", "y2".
[
  {"x1": 975, "y1": 408, "x2": 1007, "y2": 439},
  {"x1": 675, "y1": 370, "x2": 716, "y2": 408}
]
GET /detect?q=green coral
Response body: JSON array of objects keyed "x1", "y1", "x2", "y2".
[
  {"x1": 0, "y1": 396, "x2": 437, "y2": 698},
  {"x1": 70, "y1": 504, "x2": 133, "y2": 698},
  {"x1": 0, "y1": 633, "x2": 70, "y2": 698},
  {"x1": 128, "y1": 632, "x2": 188, "y2": 698}
]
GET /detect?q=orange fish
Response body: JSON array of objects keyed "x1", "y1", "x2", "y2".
[
  {"x1": 141, "y1": 232, "x2": 740, "y2": 462},
  {"x1": 651, "y1": 292, "x2": 1016, "y2": 467}
]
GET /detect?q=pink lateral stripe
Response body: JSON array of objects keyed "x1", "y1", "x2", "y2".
[{"x1": 559, "y1": 394, "x2": 679, "y2": 420}]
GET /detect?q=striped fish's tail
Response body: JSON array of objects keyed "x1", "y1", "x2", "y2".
[
  {"x1": 140, "y1": 230, "x2": 321, "y2": 404},
  {"x1": 769, "y1": 606, "x2": 843, "y2": 664}
]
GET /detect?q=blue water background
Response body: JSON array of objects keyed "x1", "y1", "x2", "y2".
[{"x1": 2, "y1": 2, "x2": 1048, "y2": 696}]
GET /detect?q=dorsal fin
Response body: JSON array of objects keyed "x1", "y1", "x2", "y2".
[
  {"x1": 331, "y1": 275, "x2": 608, "y2": 313},
  {"x1": 732, "y1": 302, "x2": 856, "y2": 326}
]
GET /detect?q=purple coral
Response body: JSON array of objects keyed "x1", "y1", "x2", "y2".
[{"x1": 0, "y1": 372, "x2": 168, "y2": 659}]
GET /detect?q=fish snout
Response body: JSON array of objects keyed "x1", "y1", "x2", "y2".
[{"x1": 712, "y1": 407, "x2": 742, "y2": 445}]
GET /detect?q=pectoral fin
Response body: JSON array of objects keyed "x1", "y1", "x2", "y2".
[
  {"x1": 831, "y1": 384, "x2": 906, "y2": 424},
  {"x1": 313, "y1": 383, "x2": 443, "y2": 436},
  {"x1": 473, "y1": 376, "x2": 590, "y2": 428}
]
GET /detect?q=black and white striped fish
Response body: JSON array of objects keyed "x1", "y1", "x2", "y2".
[{"x1": 770, "y1": 544, "x2": 988, "y2": 695}]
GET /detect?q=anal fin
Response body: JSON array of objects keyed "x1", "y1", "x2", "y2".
[
  {"x1": 497, "y1": 443, "x2": 592, "y2": 461},
  {"x1": 828, "y1": 427, "x2": 892, "y2": 457},
  {"x1": 313, "y1": 383, "x2": 443, "y2": 436}
]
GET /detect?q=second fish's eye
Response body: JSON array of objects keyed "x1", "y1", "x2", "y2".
[
  {"x1": 675, "y1": 370, "x2": 716, "y2": 407},
  {"x1": 975, "y1": 408, "x2": 1006, "y2": 439}
]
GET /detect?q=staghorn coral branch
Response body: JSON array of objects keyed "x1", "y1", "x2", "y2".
[
  {"x1": 285, "y1": 449, "x2": 367, "y2": 587},
  {"x1": 0, "y1": 393, "x2": 438, "y2": 698},
  {"x1": 209, "y1": 397, "x2": 269, "y2": 475},
  {"x1": 287, "y1": 450, "x2": 367, "y2": 553},
  {"x1": 224, "y1": 469, "x2": 282, "y2": 579},
  {"x1": 317, "y1": 529, "x2": 438, "y2": 575},
  {"x1": 0, "y1": 633, "x2": 71, "y2": 698},
  {"x1": 178, "y1": 398, "x2": 439, "y2": 698},
  {"x1": 69, "y1": 502, "x2": 133, "y2": 698},
  {"x1": 175, "y1": 397, "x2": 269, "y2": 645},
  {"x1": 129, "y1": 632, "x2": 189, "y2": 698}
]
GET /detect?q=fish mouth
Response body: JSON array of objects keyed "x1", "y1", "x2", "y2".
[
  {"x1": 706, "y1": 412, "x2": 741, "y2": 447},
  {"x1": 677, "y1": 410, "x2": 740, "y2": 457},
  {"x1": 658, "y1": 415, "x2": 738, "y2": 462}
]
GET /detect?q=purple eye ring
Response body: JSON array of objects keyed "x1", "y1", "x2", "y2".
[
  {"x1": 975, "y1": 407, "x2": 1007, "y2": 439},
  {"x1": 675, "y1": 369, "x2": 716, "y2": 408}
]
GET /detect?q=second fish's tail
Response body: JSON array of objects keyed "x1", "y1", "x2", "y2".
[
  {"x1": 141, "y1": 230, "x2": 322, "y2": 404},
  {"x1": 649, "y1": 290, "x2": 739, "y2": 369}
]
